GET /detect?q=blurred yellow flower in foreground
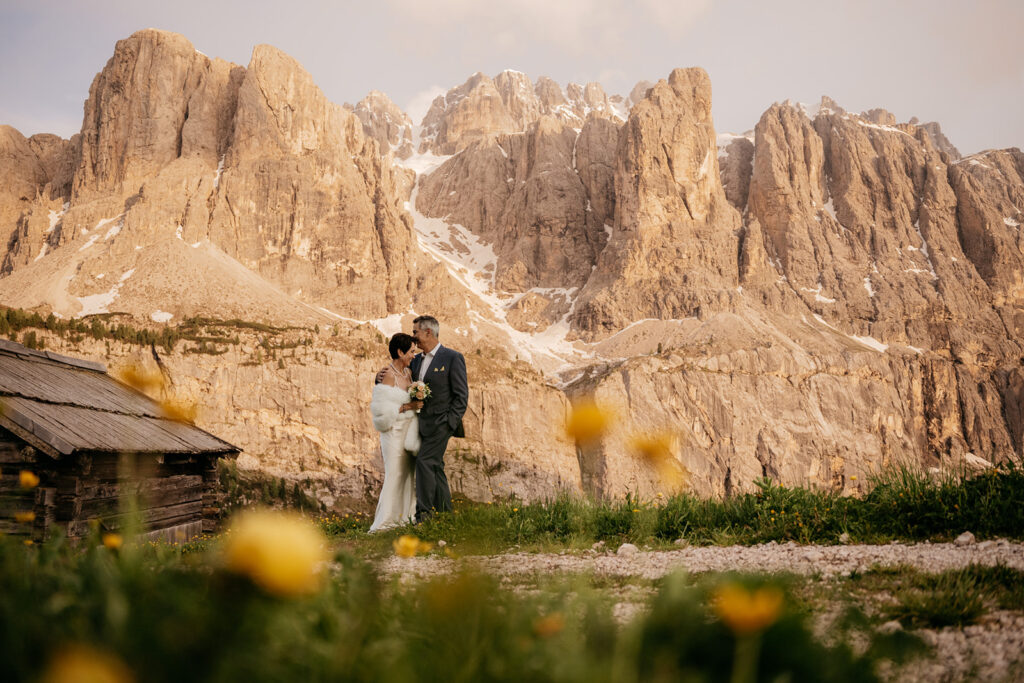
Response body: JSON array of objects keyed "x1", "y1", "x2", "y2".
[
  {"x1": 533, "y1": 612, "x2": 566, "y2": 638},
  {"x1": 158, "y1": 398, "x2": 198, "y2": 424},
  {"x1": 116, "y1": 363, "x2": 165, "y2": 395},
  {"x1": 40, "y1": 644, "x2": 134, "y2": 683},
  {"x1": 223, "y1": 509, "x2": 329, "y2": 597},
  {"x1": 628, "y1": 431, "x2": 688, "y2": 489},
  {"x1": 565, "y1": 400, "x2": 611, "y2": 446},
  {"x1": 14, "y1": 511, "x2": 35, "y2": 523},
  {"x1": 20, "y1": 470, "x2": 40, "y2": 489},
  {"x1": 393, "y1": 534, "x2": 433, "y2": 558},
  {"x1": 102, "y1": 534, "x2": 123, "y2": 550},
  {"x1": 712, "y1": 583, "x2": 784, "y2": 635},
  {"x1": 116, "y1": 363, "x2": 197, "y2": 423}
]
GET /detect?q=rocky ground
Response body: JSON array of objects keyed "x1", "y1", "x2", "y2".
[{"x1": 377, "y1": 539, "x2": 1024, "y2": 682}]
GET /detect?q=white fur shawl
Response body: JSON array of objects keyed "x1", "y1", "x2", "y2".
[{"x1": 370, "y1": 383, "x2": 411, "y2": 433}]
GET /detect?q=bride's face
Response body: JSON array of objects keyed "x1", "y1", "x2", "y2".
[{"x1": 397, "y1": 346, "x2": 416, "y2": 366}]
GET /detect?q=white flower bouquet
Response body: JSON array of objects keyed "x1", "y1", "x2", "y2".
[{"x1": 409, "y1": 381, "x2": 430, "y2": 402}]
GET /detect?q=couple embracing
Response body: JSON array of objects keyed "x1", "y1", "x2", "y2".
[{"x1": 368, "y1": 315, "x2": 468, "y2": 531}]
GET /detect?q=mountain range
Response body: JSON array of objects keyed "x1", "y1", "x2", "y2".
[{"x1": 1, "y1": 29, "x2": 1021, "y2": 506}]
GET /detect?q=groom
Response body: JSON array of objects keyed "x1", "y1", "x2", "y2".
[{"x1": 408, "y1": 315, "x2": 468, "y2": 522}]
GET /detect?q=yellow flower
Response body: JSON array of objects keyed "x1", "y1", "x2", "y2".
[
  {"x1": 40, "y1": 644, "x2": 134, "y2": 683},
  {"x1": 20, "y1": 470, "x2": 40, "y2": 489},
  {"x1": 850, "y1": 475, "x2": 857, "y2": 481},
  {"x1": 565, "y1": 400, "x2": 611, "y2": 446},
  {"x1": 23, "y1": 539, "x2": 33, "y2": 546},
  {"x1": 159, "y1": 398, "x2": 198, "y2": 424},
  {"x1": 628, "y1": 431, "x2": 688, "y2": 488},
  {"x1": 223, "y1": 509, "x2": 329, "y2": 597},
  {"x1": 533, "y1": 612, "x2": 566, "y2": 638},
  {"x1": 712, "y1": 583, "x2": 784, "y2": 635},
  {"x1": 115, "y1": 363, "x2": 165, "y2": 395},
  {"x1": 14, "y1": 511, "x2": 35, "y2": 523},
  {"x1": 103, "y1": 534, "x2": 123, "y2": 550},
  {"x1": 393, "y1": 534, "x2": 433, "y2": 558}
]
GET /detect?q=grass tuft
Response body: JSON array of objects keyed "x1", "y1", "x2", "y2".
[{"x1": 323, "y1": 462, "x2": 1024, "y2": 554}]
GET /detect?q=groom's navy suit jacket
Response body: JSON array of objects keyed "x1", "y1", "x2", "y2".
[{"x1": 410, "y1": 345, "x2": 468, "y2": 438}]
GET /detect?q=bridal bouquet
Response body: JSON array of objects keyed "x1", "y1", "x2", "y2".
[{"x1": 409, "y1": 381, "x2": 430, "y2": 402}]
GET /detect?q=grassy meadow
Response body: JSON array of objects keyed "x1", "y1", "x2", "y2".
[
  {"x1": 2, "y1": 463, "x2": 1023, "y2": 682},
  {"x1": 318, "y1": 461, "x2": 1024, "y2": 556}
]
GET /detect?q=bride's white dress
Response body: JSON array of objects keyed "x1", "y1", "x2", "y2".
[{"x1": 369, "y1": 383, "x2": 417, "y2": 532}]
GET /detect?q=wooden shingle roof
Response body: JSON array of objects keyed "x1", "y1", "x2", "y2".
[{"x1": 0, "y1": 339, "x2": 239, "y2": 458}]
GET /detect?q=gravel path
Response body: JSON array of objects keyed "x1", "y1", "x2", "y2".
[
  {"x1": 376, "y1": 539, "x2": 1024, "y2": 682},
  {"x1": 377, "y1": 538, "x2": 1024, "y2": 580}
]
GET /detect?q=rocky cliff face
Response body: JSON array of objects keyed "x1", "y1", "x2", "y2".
[
  {"x1": 1, "y1": 30, "x2": 1022, "y2": 506},
  {"x1": 416, "y1": 114, "x2": 615, "y2": 299},
  {"x1": 351, "y1": 90, "x2": 414, "y2": 160},
  {"x1": 417, "y1": 70, "x2": 628, "y2": 156},
  {"x1": 572, "y1": 68, "x2": 743, "y2": 337},
  {"x1": 0, "y1": 29, "x2": 465, "y2": 326}
]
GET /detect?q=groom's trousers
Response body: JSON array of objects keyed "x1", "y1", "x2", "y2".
[{"x1": 415, "y1": 425, "x2": 453, "y2": 522}]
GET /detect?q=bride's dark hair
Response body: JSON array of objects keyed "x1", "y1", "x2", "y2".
[{"x1": 388, "y1": 333, "x2": 415, "y2": 359}]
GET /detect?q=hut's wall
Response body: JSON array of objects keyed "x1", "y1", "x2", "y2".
[
  {"x1": 0, "y1": 438, "x2": 56, "y2": 541},
  {"x1": 57, "y1": 452, "x2": 228, "y2": 542}
]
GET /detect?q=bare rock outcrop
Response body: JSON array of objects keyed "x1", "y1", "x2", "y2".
[
  {"x1": 717, "y1": 134, "x2": 754, "y2": 211},
  {"x1": 949, "y1": 149, "x2": 1024, "y2": 309},
  {"x1": 417, "y1": 114, "x2": 617, "y2": 301},
  {"x1": 352, "y1": 90, "x2": 414, "y2": 159},
  {"x1": 1, "y1": 29, "x2": 448, "y2": 324},
  {"x1": 209, "y1": 43, "x2": 425, "y2": 319},
  {"x1": 493, "y1": 70, "x2": 543, "y2": 131},
  {"x1": 72, "y1": 29, "x2": 224, "y2": 199},
  {"x1": 572, "y1": 68, "x2": 743, "y2": 337},
  {"x1": 418, "y1": 71, "x2": 627, "y2": 156},
  {"x1": 627, "y1": 80, "x2": 654, "y2": 107},
  {"x1": 0, "y1": 126, "x2": 49, "y2": 230},
  {"x1": 419, "y1": 73, "x2": 518, "y2": 155},
  {"x1": 27, "y1": 133, "x2": 77, "y2": 197},
  {"x1": 912, "y1": 119, "x2": 961, "y2": 161},
  {"x1": 744, "y1": 100, "x2": 1012, "y2": 358},
  {"x1": 572, "y1": 311, "x2": 926, "y2": 498}
]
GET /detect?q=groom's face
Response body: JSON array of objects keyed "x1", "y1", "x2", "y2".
[{"x1": 413, "y1": 323, "x2": 435, "y2": 351}]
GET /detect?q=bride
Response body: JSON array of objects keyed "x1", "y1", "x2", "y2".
[{"x1": 369, "y1": 333, "x2": 422, "y2": 532}]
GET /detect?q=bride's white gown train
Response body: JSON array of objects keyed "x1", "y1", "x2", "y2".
[{"x1": 369, "y1": 383, "x2": 417, "y2": 532}]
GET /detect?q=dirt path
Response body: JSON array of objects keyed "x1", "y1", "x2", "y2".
[{"x1": 377, "y1": 538, "x2": 1024, "y2": 580}]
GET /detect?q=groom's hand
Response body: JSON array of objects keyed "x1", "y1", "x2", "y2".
[{"x1": 375, "y1": 367, "x2": 388, "y2": 385}]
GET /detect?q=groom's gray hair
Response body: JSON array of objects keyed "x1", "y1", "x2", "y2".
[{"x1": 413, "y1": 315, "x2": 440, "y2": 338}]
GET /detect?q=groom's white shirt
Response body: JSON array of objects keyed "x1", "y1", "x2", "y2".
[{"x1": 417, "y1": 344, "x2": 442, "y2": 382}]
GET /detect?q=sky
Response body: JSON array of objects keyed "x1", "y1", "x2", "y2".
[{"x1": 1, "y1": 0, "x2": 1021, "y2": 155}]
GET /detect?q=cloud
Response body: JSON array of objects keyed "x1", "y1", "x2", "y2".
[
  {"x1": 634, "y1": 0, "x2": 712, "y2": 38},
  {"x1": 405, "y1": 85, "x2": 447, "y2": 125},
  {"x1": 382, "y1": 0, "x2": 710, "y2": 56}
]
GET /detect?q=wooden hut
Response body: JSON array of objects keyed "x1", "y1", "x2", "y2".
[{"x1": 0, "y1": 339, "x2": 239, "y2": 543}]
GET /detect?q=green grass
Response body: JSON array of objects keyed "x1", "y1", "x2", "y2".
[
  {"x1": 0, "y1": 535, "x2": 924, "y2": 683},
  {"x1": 320, "y1": 462, "x2": 1024, "y2": 555},
  {"x1": 841, "y1": 563, "x2": 1024, "y2": 629}
]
